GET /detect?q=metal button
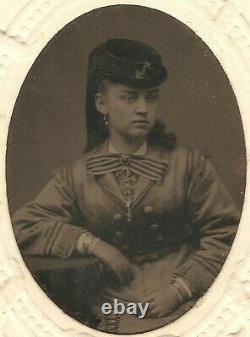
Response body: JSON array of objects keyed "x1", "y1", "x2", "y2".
[
  {"x1": 121, "y1": 156, "x2": 129, "y2": 164},
  {"x1": 115, "y1": 231, "x2": 123, "y2": 238},
  {"x1": 144, "y1": 206, "x2": 153, "y2": 214},
  {"x1": 150, "y1": 223, "x2": 159, "y2": 230},
  {"x1": 113, "y1": 213, "x2": 122, "y2": 221}
]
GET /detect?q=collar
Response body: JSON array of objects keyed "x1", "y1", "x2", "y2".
[
  {"x1": 87, "y1": 138, "x2": 163, "y2": 161},
  {"x1": 108, "y1": 139, "x2": 147, "y2": 155}
]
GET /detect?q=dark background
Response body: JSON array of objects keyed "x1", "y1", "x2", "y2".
[{"x1": 6, "y1": 5, "x2": 246, "y2": 215}]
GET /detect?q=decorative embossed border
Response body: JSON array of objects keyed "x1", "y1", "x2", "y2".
[{"x1": 0, "y1": 1, "x2": 249, "y2": 336}]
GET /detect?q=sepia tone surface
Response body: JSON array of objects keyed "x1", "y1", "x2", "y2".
[
  {"x1": 0, "y1": 2, "x2": 248, "y2": 336},
  {"x1": 7, "y1": 6, "x2": 245, "y2": 333}
]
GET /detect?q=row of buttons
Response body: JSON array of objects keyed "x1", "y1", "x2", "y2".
[
  {"x1": 118, "y1": 234, "x2": 165, "y2": 252},
  {"x1": 115, "y1": 226, "x2": 164, "y2": 241},
  {"x1": 112, "y1": 204, "x2": 164, "y2": 249},
  {"x1": 113, "y1": 223, "x2": 160, "y2": 232},
  {"x1": 113, "y1": 205, "x2": 153, "y2": 221},
  {"x1": 115, "y1": 230, "x2": 163, "y2": 238}
]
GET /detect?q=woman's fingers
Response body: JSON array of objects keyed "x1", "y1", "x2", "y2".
[
  {"x1": 147, "y1": 307, "x2": 160, "y2": 318},
  {"x1": 146, "y1": 299, "x2": 157, "y2": 312},
  {"x1": 116, "y1": 269, "x2": 129, "y2": 285},
  {"x1": 118, "y1": 268, "x2": 130, "y2": 284},
  {"x1": 97, "y1": 245, "x2": 134, "y2": 285},
  {"x1": 111, "y1": 260, "x2": 133, "y2": 285},
  {"x1": 121, "y1": 266, "x2": 134, "y2": 283},
  {"x1": 121, "y1": 269, "x2": 132, "y2": 284},
  {"x1": 144, "y1": 292, "x2": 158, "y2": 303},
  {"x1": 147, "y1": 303, "x2": 168, "y2": 318}
]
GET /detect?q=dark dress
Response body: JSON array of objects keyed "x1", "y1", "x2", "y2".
[{"x1": 12, "y1": 140, "x2": 240, "y2": 333}]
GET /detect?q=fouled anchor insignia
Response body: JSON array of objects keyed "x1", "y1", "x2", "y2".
[{"x1": 135, "y1": 61, "x2": 152, "y2": 79}]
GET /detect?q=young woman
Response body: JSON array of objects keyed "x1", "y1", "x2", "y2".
[{"x1": 13, "y1": 39, "x2": 239, "y2": 333}]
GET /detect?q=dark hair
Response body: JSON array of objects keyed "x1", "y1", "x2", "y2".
[{"x1": 84, "y1": 39, "x2": 176, "y2": 152}]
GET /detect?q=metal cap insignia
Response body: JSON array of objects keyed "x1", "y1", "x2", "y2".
[{"x1": 135, "y1": 61, "x2": 152, "y2": 79}]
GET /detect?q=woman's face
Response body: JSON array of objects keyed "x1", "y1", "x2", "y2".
[{"x1": 95, "y1": 81, "x2": 160, "y2": 141}]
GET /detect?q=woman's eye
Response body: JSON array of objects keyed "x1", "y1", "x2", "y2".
[
  {"x1": 147, "y1": 93, "x2": 159, "y2": 102},
  {"x1": 121, "y1": 95, "x2": 135, "y2": 102}
]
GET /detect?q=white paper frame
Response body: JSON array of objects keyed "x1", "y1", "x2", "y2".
[{"x1": 0, "y1": 1, "x2": 249, "y2": 336}]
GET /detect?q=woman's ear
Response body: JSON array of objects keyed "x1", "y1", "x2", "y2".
[{"x1": 95, "y1": 93, "x2": 107, "y2": 115}]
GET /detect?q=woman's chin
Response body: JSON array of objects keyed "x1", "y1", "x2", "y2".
[{"x1": 128, "y1": 126, "x2": 151, "y2": 138}]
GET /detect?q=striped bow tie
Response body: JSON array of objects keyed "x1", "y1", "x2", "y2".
[{"x1": 86, "y1": 154, "x2": 168, "y2": 182}]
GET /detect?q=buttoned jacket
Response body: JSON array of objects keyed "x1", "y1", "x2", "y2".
[{"x1": 13, "y1": 141, "x2": 240, "y2": 295}]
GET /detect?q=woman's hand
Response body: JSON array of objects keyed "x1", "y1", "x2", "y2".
[
  {"x1": 90, "y1": 239, "x2": 134, "y2": 285},
  {"x1": 144, "y1": 285, "x2": 183, "y2": 318}
]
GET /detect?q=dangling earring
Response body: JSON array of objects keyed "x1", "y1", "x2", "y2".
[{"x1": 103, "y1": 114, "x2": 109, "y2": 126}]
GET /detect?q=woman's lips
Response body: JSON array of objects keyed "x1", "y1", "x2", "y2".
[
  {"x1": 132, "y1": 120, "x2": 150, "y2": 129},
  {"x1": 132, "y1": 120, "x2": 149, "y2": 124}
]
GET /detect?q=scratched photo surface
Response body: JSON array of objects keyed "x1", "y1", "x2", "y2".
[{"x1": 6, "y1": 5, "x2": 246, "y2": 335}]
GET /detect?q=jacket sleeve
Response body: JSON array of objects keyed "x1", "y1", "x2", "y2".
[
  {"x1": 12, "y1": 167, "x2": 84, "y2": 259},
  {"x1": 175, "y1": 151, "x2": 240, "y2": 296}
]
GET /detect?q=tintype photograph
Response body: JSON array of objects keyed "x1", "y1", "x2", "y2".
[{"x1": 6, "y1": 5, "x2": 245, "y2": 334}]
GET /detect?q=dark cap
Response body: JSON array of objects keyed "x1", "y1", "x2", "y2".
[{"x1": 88, "y1": 39, "x2": 167, "y2": 88}]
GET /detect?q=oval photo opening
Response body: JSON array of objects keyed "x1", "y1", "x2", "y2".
[{"x1": 6, "y1": 5, "x2": 246, "y2": 334}]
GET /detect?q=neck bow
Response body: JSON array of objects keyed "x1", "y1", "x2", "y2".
[{"x1": 86, "y1": 153, "x2": 168, "y2": 182}]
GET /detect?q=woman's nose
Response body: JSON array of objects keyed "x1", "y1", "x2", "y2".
[{"x1": 135, "y1": 97, "x2": 148, "y2": 115}]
